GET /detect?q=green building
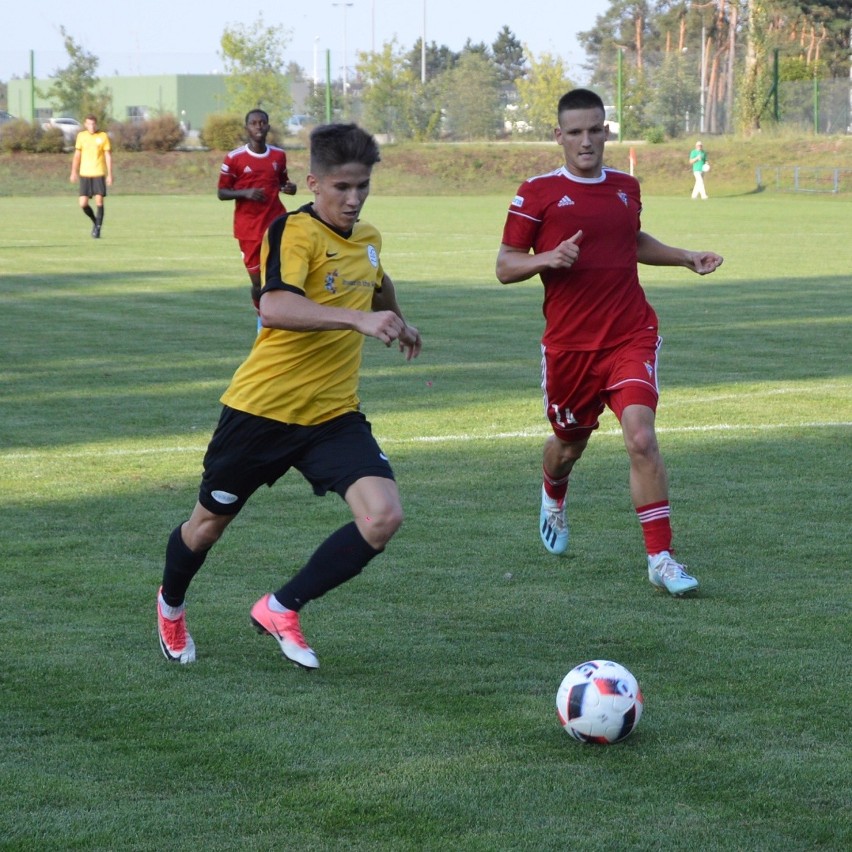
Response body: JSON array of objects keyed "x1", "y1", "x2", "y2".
[{"x1": 7, "y1": 74, "x2": 228, "y2": 130}]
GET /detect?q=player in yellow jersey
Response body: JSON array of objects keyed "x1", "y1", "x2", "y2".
[
  {"x1": 157, "y1": 123, "x2": 422, "y2": 670},
  {"x1": 70, "y1": 114, "x2": 112, "y2": 238}
]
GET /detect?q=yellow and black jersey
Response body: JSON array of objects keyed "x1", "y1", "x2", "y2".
[
  {"x1": 220, "y1": 204, "x2": 385, "y2": 426},
  {"x1": 74, "y1": 130, "x2": 111, "y2": 177}
]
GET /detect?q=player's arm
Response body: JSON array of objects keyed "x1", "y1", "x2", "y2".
[
  {"x1": 104, "y1": 150, "x2": 113, "y2": 185},
  {"x1": 637, "y1": 231, "x2": 723, "y2": 275},
  {"x1": 70, "y1": 149, "x2": 81, "y2": 182},
  {"x1": 496, "y1": 232, "x2": 584, "y2": 284},
  {"x1": 280, "y1": 173, "x2": 298, "y2": 196},
  {"x1": 259, "y1": 288, "x2": 408, "y2": 348},
  {"x1": 372, "y1": 273, "x2": 421, "y2": 360},
  {"x1": 218, "y1": 186, "x2": 266, "y2": 202}
]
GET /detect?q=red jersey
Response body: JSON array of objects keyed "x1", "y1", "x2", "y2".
[
  {"x1": 218, "y1": 144, "x2": 290, "y2": 242},
  {"x1": 501, "y1": 166, "x2": 658, "y2": 351}
]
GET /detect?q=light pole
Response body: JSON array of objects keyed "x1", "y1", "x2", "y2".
[
  {"x1": 332, "y1": 2, "x2": 354, "y2": 95},
  {"x1": 313, "y1": 36, "x2": 320, "y2": 86},
  {"x1": 421, "y1": 1, "x2": 427, "y2": 84},
  {"x1": 691, "y1": 3, "x2": 714, "y2": 137}
]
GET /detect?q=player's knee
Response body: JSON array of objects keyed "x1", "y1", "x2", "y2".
[
  {"x1": 552, "y1": 435, "x2": 588, "y2": 465},
  {"x1": 360, "y1": 503, "x2": 403, "y2": 548},
  {"x1": 183, "y1": 514, "x2": 230, "y2": 552},
  {"x1": 624, "y1": 426, "x2": 658, "y2": 460}
]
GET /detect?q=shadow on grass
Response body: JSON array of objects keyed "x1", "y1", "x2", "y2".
[{"x1": 1, "y1": 273, "x2": 849, "y2": 451}]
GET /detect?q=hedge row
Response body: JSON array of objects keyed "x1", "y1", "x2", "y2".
[{"x1": 0, "y1": 113, "x2": 287, "y2": 153}]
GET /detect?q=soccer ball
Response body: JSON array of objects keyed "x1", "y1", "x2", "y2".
[
  {"x1": 702, "y1": 163, "x2": 711, "y2": 172},
  {"x1": 556, "y1": 660, "x2": 644, "y2": 744}
]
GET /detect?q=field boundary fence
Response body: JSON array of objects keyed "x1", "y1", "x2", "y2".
[{"x1": 755, "y1": 165, "x2": 852, "y2": 194}]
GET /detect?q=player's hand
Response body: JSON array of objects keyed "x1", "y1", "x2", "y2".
[
  {"x1": 397, "y1": 324, "x2": 422, "y2": 361},
  {"x1": 283, "y1": 181, "x2": 297, "y2": 195},
  {"x1": 245, "y1": 188, "x2": 267, "y2": 202},
  {"x1": 360, "y1": 310, "x2": 406, "y2": 347},
  {"x1": 548, "y1": 230, "x2": 584, "y2": 269},
  {"x1": 689, "y1": 251, "x2": 723, "y2": 275}
]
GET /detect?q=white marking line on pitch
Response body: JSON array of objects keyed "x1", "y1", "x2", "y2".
[
  {"x1": 2, "y1": 421, "x2": 849, "y2": 462},
  {"x1": 389, "y1": 421, "x2": 851, "y2": 444}
]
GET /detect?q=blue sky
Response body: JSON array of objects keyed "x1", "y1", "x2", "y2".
[{"x1": 2, "y1": 0, "x2": 609, "y2": 84}]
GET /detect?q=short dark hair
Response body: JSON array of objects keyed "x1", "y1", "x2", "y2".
[
  {"x1": 309, "y1": 124, "x2": 381, "y2": 175},
  {"x1": 85, "y1": 114, "x2": 98, "y2": 122},
  {"x1": 557, "y1": 89, "x2": 605, "y2": 119},
  {"x1": 245, "y1": 109, "x2": 269, "y2": 125}
]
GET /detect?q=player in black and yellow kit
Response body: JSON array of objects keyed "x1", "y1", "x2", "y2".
[
  {"x1": 70, "y1": 114, "x2": 112, "y2": 238},
  {"x1": 157, "y1": 124, "x2": 422, "y2": 670}
]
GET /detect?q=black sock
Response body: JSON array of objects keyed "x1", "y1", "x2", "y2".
[
  {"x1": 95, "y1": 206, "x2": 104, "y2": 226},
  {"x1": 161, "y1": 524, "x2": 209, "y2": 607},
  {"x1": 274, "y1": 522, "x2": 381, "y2": 611},
  {"x1": 82, "y1": 205, "x2": 96, "y2": 223}
]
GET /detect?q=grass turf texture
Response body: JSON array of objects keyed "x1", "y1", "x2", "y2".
[{"x1": 1, "y1": 192, "x2": 850, "y2": 850}]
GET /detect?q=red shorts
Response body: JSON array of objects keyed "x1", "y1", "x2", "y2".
[
  {"x1": 238, "y1": 238, "x2": 261, "y2": 274},
  {"x1": 541, "y1": 332, "x2": 662, "y2": 442}
]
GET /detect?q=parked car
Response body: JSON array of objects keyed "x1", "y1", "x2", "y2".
[
  {"x1": 42, "y1": 117, "x2": 82, "y2": 145},
  {"x1": 0, "y1": 110, "x2": 16, "y2": 124},
  {"x1": 286, "y1": 114, "x2": 310, "y2": 135}
]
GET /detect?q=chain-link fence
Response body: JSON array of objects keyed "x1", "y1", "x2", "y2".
[{"x1": 778, "y1": 78, "x2": 851, "y2": 135}]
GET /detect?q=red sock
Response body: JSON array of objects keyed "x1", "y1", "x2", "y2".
[
  {"x1": 636, "y1": 501, "x2": 672, "y2": 556},
  {"x1": 543, "y1": 467, "x2": 569, "y2": 504}
]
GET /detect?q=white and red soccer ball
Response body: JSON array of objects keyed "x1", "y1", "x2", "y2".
[{"x1": 556, "y1": 660, "x2": 644, "y2": 744}]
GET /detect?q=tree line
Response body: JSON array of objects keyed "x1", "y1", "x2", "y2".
[{"x1": 13, "y1": 2, "x2": 852, "y2": 143}]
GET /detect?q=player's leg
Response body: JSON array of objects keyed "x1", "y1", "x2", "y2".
[
  {"x1": 539, "y1": 346, "x2": 600, "y2": 555},
  {"x1": 251, "y1": 416, "x2": 398, "y2": 669},
  {"x1": 240, "y1": 240, "x2": 263, "y2": 330},
  {"x1": 249, "y1": 271, "x2": 263, "y2": 333},
  {"x1": 157, "y1": 503, "x2": 235, "y2": 664},
  {"x1": 93, "y1": 191, "x2": 104, "y2": 237},
  {"x1": 619, "y1": 403, "x2": 668, "y2": 510},
  {"x1": 158, "y1": 406, "x2": 276, "y2": 663},
  {"x1": 540, "y1": 434, "x2": 587, "y2": 554},
  {"x1": 606, "y1": 337, "x2": 698, "y2": 595},
  {"x1": 78, "y1": 187, "x2": 97, "y2": 232}
]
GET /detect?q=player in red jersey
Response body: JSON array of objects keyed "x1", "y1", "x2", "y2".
[
  {"x1": 218, "y1": 109, "x2": 298, "y2": 309},
  {"x1": 496, "y1": 88, "x2": 723, "y2": 595}
]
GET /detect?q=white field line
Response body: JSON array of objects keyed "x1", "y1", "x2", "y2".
[{"x1": 1, "y1": 421, "x2": 849, "y2": 462}]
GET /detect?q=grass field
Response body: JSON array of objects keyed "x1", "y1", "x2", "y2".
[{"x1": 1, "y1": 190, "x2": 850, "y2": 850}]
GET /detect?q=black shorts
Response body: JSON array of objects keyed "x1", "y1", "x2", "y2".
[
  {"x1": 79, "y1": 177, "x2": 107, "y2": 198},
  {"x1": 198, "y1": 407, "x2": 395, "y2": 516}
]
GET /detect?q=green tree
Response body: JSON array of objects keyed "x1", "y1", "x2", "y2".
[
  {"x1": 514, "y1": 51, "x2": 574, "y2": 140},
  {"x1": 440, "y1": 52, "x2": 503, "y2": 140},
  {"x1": 404, "y1": 40, "x2": 459, "y2": 81},
  {"x1": 492, "y1": 26, "x2": 527, "y2": 85},
  {"x1": 357, "y1": 40, "x2": 420, "y2": 140},
  {"x1": 41, "y1": 27, "x2": 111, "y2": 120},
  {"x1": 219, "y1": 15, "x2": 293, "y2": 129},
  {"x1": 578, "y1": 0, "x2": 653, "y2": 96},
  {"x1": 647, "y1": 51, "x2": 700, "y2": 137},
  {"x1": 303, "y1": 80, "x2": 345, "y2": 125}
]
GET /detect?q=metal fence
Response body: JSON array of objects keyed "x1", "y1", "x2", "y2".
[{"x1": 755, "y1": 166, "x2": 852, "y2": 193}]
